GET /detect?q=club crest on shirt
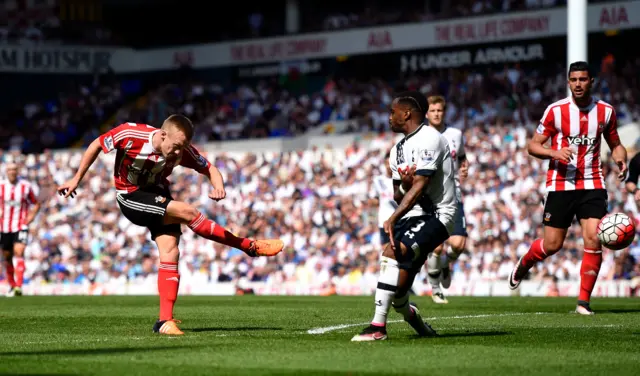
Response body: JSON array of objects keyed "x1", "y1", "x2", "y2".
[
  {"x1": 544, "y1": 212, "x2": 551, "y2": 222},
  {"x1": 155, "y1": 196, "x2": 166, "y2": 204},
  {"x1": 598, "y1": 122, "x2": 605, "y2": 130}
]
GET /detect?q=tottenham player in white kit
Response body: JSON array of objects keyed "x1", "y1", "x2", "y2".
[
  {"x1": 352, "y1": 91, "x2": 458, "y2": 341},
  {"x1": 424, "y1": 95, "x2": 469, "y2": 304}
]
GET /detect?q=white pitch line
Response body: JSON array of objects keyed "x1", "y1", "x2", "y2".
[{"x1": 306, "y1": 312, "x2": 548, "y2": 334}]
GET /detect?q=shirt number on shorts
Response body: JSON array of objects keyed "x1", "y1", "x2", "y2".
[{"x1": 404, "y1": 220, "x2": 425, "y2": 239}]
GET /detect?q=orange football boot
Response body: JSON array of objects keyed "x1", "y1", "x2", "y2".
[
  {"x1": 153, "y1": 319, "x2": 184, "y2": 335},
  {"x1": 246, "y1": 239, "x2": 284, "y2": 257}
]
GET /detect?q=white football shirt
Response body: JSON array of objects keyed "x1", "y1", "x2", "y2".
[
  {"x1": 389, "y1": 124, "x2": 457, "y2": 232},
  {"x1": 440, "y1": 126, "x2": 466, "y2": 201},
  {"x1": 372, "y1": 175, "x2": 396, "y2": 228}
]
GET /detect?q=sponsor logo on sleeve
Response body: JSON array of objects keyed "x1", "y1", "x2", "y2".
[
  {"x1": 197, "y1": 155, "x2": 207, "y2": 168},
  {"x1": 421, "y1": 149, "x2": 435, "y2": 162},
  {"x1": 104, "y1": 135, "x2": 114, "y2": 151}
]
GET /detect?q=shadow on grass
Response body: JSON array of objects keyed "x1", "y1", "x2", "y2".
[
  {"x1": 410, "y1": 330, "x2": 512, "y2": 339},
  {"x1": 1, "y1": 345, "x2": 204, "y2": 357},
  {"x1": 187, "y1": 326, "x2": 283, "y2": 333},
  {"x1": 596, "y1": 308, "x2": 640, "y2": 314}
]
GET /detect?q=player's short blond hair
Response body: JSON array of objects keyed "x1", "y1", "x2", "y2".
[
  {"x1": 162, "y1": 114, "x2": 194, "y2": 141},
  {"x1": 427, "y1": 95, "x2": 446, "y2": 109}
]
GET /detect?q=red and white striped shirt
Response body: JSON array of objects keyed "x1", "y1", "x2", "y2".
[
  {"x1": 536, "y1": 96, "x2": 620, "y2": 192},
  {"x1": 0, "y1": 179, "x2": 38, "y2": 233},
  {"x1": 98, "y1": 122, "x2": 212, "y2": 193}
]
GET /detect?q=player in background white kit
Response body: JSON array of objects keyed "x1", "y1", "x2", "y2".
[
  {"x1": 424, "y1": 95, "x2": 469, "y2": 304},
  {"x1": 352, "y1": 91, "x2": 458, "y2": 341},
  {"x1": 371, "y1": 152, "x2": 397, "y2": 249}
]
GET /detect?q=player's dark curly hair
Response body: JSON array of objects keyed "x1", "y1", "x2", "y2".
[
  {"x1": 394, "y1": 91, "x2": 428, "y2": 118},
  {"x1": 568, "y1": 61, "x2": 592, "y2": 78}
]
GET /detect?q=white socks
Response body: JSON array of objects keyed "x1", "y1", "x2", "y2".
[{"x1": 371, "y1": 256, "x2": 399, "y2": 326}]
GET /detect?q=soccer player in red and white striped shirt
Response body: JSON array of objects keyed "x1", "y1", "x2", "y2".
[
  {"x1": 509, "y1": 61, "x2": 628, "y2": 315},
  {"x1": 57, "y1": 115, "x2": 284, "y2": 335},
  {"x1": 1, "y1": 162, "x2": 41, "y2": 297}
]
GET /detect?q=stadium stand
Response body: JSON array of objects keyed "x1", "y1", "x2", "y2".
[
  {"x1": 1, "y1": 118, "x2": 639, "y2": 293},
  {"x1": 3, "y1": 56, "x2": 639, "y2": 152}
]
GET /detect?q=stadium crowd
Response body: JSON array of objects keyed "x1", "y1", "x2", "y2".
[{"x1": 1, "y1": 118, "x2": 639, "y2": 293}]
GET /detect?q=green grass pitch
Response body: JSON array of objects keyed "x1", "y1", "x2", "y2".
[{"x1": 0, "y1": 296, "x2": 638, "y2": 375}]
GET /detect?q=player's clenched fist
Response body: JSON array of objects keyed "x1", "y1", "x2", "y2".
[
  {"x1": 57, "y1": 179, "x2": 79, "y2": 199},
  {"x1": 398, "y1": 165, "x2": 416, "y2": 190},
  {"x1": 550, "y1": 147, "x2": 574, "y2": 163},
  {"x1": 208, "y1": 188, "x2": 226, "y2": 201}
]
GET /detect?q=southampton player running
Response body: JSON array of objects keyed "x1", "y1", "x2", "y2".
[
  {"x1": 509, "y1": 61, "x2": 627, "y2": 315},
  {"x1": 57, "y1": 115, "x2": 283, "y2": 334},
  {"x1": 1, "y1": 163, "x2": 41, "y2": 297},
  {"x1": 352, "y1": 91, "x2": 457, "y2": 341}
]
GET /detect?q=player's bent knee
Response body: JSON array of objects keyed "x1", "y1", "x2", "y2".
[
  {"x1": 165, "y1": 201, "x2": 199, "y2": 224},
  {"x1": 583, "y1": 233, "x2": 600, "y2": 249},
  {"x1": 449, "y1": 236, "x2": 466, "y2": 253},
  {"x1": 155, "y1": 234, "x2": 181, "y2": 262},
  {"x1": 543, "y1": 227, "x2": 567, "y2": 253},
  {"x1": 432, "y1": 243, "x2": 444, "y2": 255},
  {"x1": 542, "y1": 237, "x2": 563, "y2": 253},
  {"x1": 13, "y1": 243, "x2": 25, "y2": 257}
]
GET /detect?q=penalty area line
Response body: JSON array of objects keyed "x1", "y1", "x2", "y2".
[{"x1": 306, "y1": 312, "x2": 549, "y2": 335}]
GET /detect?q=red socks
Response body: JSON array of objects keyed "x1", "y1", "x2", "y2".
[
  {"x1": 4, "y1": 260, "x2": 15, "y2": 288},
  {"x1": 519, "y1": 238, "x2": 602, "y2": 303},
  {"x1": 579, "y1": 248, "x2": 602, "y2": 302},
  {"x1": 14, "y1": 257, "x2": 25, "y2": 287},
  {"x1": 188, "y1": 213, "x2": 252, "y2": 251},
  {"x1": 158, "y1": 262, "x2": 180, "y2": 321},
  {"x1": 521, "y1": 238, "x2": 548, "y2": 269}
]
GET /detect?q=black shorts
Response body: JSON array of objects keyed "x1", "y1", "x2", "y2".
[
  {"x1": 391, "y1": 215, "x2": 450, "y2": 273},
  {"x1": 116, "y1": 187, "x2": 181, "y2": 239},
  {"x1": 0, "y1": 230, "x2": 29, "y2": 251},
  {"x1": 542, "y1": 189, "x2": 608, "y2": 229},
  {"x1": 451, "y1": 201, "x2": 468, "y2": 237}
]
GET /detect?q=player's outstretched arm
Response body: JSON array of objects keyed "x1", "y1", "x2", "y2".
[
  {"x1": 528, "y1": 133, "x2": 573, "y2": 162},
  {"x1": 204, "y1": 165, "x2": 226, "y2": 201},
  {"x1": 56, "y1": 138, "x2": 102, "y2": 198},
  {"x1": 178, "y1": 146, "x2": 225, "y2": 201}
]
